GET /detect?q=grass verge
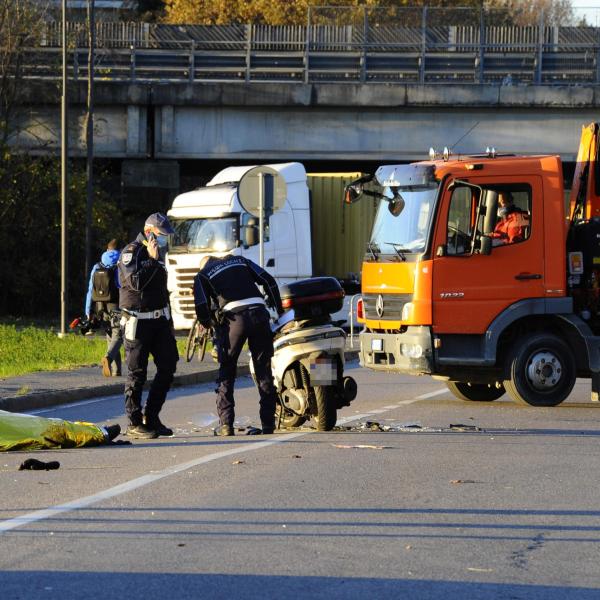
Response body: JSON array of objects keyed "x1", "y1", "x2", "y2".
[{"x1": 0, "y1": 324, "x2": 189, "y2": 379}]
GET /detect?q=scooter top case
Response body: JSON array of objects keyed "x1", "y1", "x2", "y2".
[{"x1": 279, "y1": 277, "x2": 344, "y2": 320}]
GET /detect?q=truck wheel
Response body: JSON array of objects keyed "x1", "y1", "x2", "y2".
[
  {"x1": 315, "y1": 385, "x2": 337, "y2": 431},
  {"x1": 447, "y1": 381, "x2": 505, "y2": 401},
  {"x1": 275, "y1": 403, "x2": 306, "y2": 429},
  {"x1": 503, "y1": 333, "x2": 575, "y2": 407}
]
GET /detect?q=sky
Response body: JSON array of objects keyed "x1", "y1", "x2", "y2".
[{"x1": 571, "y1": 2, "x2": 600, "y2": 25}]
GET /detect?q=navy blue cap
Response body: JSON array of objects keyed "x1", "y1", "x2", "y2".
[{"x1": 144, "y1": 212, "x2": 174, "y2": 235}]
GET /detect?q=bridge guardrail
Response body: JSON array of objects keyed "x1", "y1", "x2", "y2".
[{"x1": 14, "y1": 43, "x2": 600, "y2": 85}]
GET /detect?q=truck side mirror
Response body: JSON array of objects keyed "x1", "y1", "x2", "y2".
[
  {"x1": 344, "y1": 184, "x2": 363, "y2": 204},
  {"x1": 242, "y1": 225, "x2": 258, "y2": 248}
]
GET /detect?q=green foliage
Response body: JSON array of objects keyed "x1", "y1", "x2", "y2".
[
  {"x1": 0, "y1": 322, "x2": 188, "y2": 377},
  {"x1": 0, "y1": 150, "x2": 128, "y2": 317},
  {"x1": 160, "y1": 0, "x2": 574, "y2": 26}
]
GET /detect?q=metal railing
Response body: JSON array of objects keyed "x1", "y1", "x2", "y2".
[
  {"x1": 13, "y1": 40, "x2": 600, "y2": 85},
  {"x1": 12, "y1": 15, "x2": 600, "y2": 86}
]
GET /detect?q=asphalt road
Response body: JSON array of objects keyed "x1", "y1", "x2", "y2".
[{"x1": 1, "y1": 361, "x2": 600, "y2": 599}]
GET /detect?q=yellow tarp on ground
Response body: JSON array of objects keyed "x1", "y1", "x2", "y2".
[{"x1": 0, "y1": 410, "x2": 107, "y2": 451}]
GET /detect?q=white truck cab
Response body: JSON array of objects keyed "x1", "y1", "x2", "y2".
[{"x1": 166, "y1": 162, "x2": 312, "y2": 330}]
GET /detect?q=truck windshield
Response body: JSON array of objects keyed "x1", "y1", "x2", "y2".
[
  {"x1": 169, "y1": 217, "x2": 237, "y2": 254},
  {"x1": 369, "y1": 184, "x2": 439, "y2": 254}
]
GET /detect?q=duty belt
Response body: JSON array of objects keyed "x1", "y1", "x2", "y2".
[
  {"x1": 222, "y1": 297, "x2": 265, "y2": 313},
  {"x1": 124, "y1": 306, "x2": 170, "y2": 320}
]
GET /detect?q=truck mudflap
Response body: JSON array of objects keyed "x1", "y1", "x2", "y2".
[{"x1": 360, "y1": 326, "x2": 433, "y2": 374}]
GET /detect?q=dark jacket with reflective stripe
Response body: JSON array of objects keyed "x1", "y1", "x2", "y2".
[
  {"x1": 118, "y1": 233, "x2": 170, "y2": 311},
  {"x1": 193, "y1": 255, "x2": 282, "y2": 326}
]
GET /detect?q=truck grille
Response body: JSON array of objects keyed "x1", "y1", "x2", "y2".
[
  {"x1": 362, "y1": 293, "x2": 412, "y2": 320},
  {"x1": 174, "y1": 266, "x2": 200, "y2": 288},
  {"x1": 173, "y1": 267, "x2": 199, "y2": 319}
]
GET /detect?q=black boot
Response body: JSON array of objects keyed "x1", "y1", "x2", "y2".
[{"x1": 145, "y1": 416, "x2": 173, "y2": 437}]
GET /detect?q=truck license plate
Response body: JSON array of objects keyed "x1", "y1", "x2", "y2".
[{"x1": 371, "y1": 339, "x2": 383, "y2": 352}]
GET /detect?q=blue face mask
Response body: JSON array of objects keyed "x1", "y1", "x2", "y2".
[
  {"x1": 498, "y1": 207, "x2": 509, "y2": 218},
  {"x1": 157, "y1": 234, "x2": 168, "y2": 248}
]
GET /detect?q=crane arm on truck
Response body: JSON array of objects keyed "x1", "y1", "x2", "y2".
[{"x1": 569, "y1": 122, "x2": 600, "y2": 222}]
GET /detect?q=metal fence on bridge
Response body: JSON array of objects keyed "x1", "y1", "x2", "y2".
[{"x1": 19, "y1": 7, "x2": 600, "y2": 85}]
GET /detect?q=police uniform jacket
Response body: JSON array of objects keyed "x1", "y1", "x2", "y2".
[
  {"x1": 193, "y1": 255, "x2": 282, "y2": 327},
  {"x1": 118, "y1": 233, "x2": 170, "y2": 312}
]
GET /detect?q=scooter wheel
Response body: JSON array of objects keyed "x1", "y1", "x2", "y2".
[{"x1": 315, "y1": 385, "x2": 337, "y2": 431}]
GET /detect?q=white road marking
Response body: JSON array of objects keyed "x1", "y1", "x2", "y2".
[
  {"x1": 415, "y1": 388, "x2": 449, "y2": 400},
  {"x1": 1, "y1": 390, "x2": 445, "y2": 533},
  {"x1": 0, "y1": 433, "x2": 305, "y2": 533}
]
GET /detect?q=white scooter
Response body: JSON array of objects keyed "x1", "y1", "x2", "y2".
[{"x1": 251, "y1": 277, "x2": 358, "y2": 431}]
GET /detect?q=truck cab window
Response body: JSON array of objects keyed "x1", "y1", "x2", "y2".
[
  {"x1": 170, "y1": 217, "x2": 238, "y2": 253},
  {"x1": 446, "y1": 186, "x2": 478, "y2": 256},
  {"x1": 487, "y1": 187, "x2": 531, "y2": 247}
]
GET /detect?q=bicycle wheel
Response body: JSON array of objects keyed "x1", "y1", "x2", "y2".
[
  {"x1": 185, "y1": 319, "x2": 201, "y2": 362},
  {"x1": 198, "y1": 329, "x2": 209, "y2": 362}
]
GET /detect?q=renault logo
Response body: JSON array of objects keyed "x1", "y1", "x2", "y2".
[{"x1": 375, "y1": 294, "x2": 385, "y2": 317}]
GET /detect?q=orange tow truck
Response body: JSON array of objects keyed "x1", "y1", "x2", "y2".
[{"x1": 346, "y1": 123, "x2": 600, "y2": 406}]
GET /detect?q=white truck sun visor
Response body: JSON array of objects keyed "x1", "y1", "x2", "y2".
[{"x1": 375, "y1": 164, "x2": 436, "y2": 189}]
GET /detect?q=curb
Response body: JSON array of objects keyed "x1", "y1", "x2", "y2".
[{"x1": 1, "y1": 350, "x2": 360, "y2": 414}]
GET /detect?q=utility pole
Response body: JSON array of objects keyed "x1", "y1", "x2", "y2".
[
  {"x1": 85, "y1": 0, "x2": 95, "y2": 280},
  {"x1": 59, "y1": 0, "x2": 69, "y2": 338}
]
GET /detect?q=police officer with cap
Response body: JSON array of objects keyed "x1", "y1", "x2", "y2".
[
  {"x1": 118, "y1": 212, "x2": 179, "y2": 439},
  {"x1": 193, "y1": 254, "x2": 283, "y2": 436}
]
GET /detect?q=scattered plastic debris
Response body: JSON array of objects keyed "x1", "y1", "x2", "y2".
[
  {"x1": 234, "y1": 416, "x2": 252, "y2": 428},
  {"x1": 333, "y1": 420, "x2": 440, "y2": 433},
  {"x1": 467, "y1": 567, "x2": 494, "y2": 573},
  {"x1": 190, "y1": 413, "x2": 219, "y2": 428},
  {"x1": 450, "y1": 479, "x2": 479, "y2": 484},
  {"x1": 449, "y1": 424, "x2": 481, "y2": 432},
  {"x1": 292, "y1": 455, "x2": 302, "y2": 459},
  {"x1": 19, "y1": 459, "x2": 60, "y2": 471},
  {"x1": 232, "y1": 460, "x2": 245, "y2": 465}
]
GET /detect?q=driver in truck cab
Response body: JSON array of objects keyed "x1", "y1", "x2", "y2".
[{"x1": 489, "y1": 191, "x2": 529, "y2": 245}]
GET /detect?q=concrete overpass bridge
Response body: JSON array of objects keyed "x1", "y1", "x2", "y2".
[
  {"x1": 17, "y1": 79, "x2": 600, "y2": 160},
  {"x1": 12, "y1": 79, "x2": 600, "y2": 189}
]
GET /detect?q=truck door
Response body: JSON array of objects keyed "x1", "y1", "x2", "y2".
[
  {"x1": 432, "y1": 176, "x2": 544, "y2": 334},
  {"x1": 271, "y1": 208, "x2": 298, "y2": 278}
]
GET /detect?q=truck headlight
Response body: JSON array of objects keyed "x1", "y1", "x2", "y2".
[
  {"x1": 401, "y1": 302, "x2": 413, "y2": 321},
  {"x1": 400, "y1": 343, "x2": 423, "y2": 358}
]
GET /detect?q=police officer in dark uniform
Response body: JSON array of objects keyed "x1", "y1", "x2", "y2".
[
  {"x1": 193, "y1": 254, "x2": 283, "y2": 436},
  {"x1": 118, "y1": 213, "x2": 179, "y2": 439}
]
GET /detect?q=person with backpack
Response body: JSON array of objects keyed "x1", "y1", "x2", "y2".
[{"x1": 85, "y1": 239, "x2": 123, "y2": 377}]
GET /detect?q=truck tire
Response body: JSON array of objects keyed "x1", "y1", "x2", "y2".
[
  {"x1": 315, "y1": 385, "x2": 337, "y2": 431},
  {"x1": 447, "y1": 381, "x2": 505, "y2": 402},
  {"x1": 503, "y1": 333, "x2": 576, "y2": 407}
]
